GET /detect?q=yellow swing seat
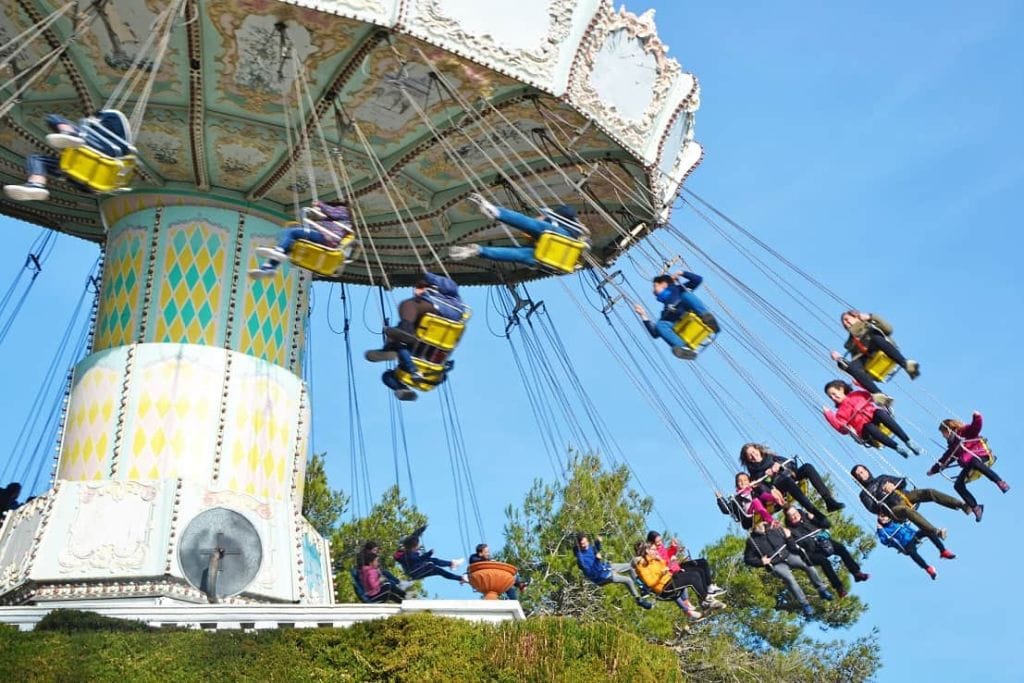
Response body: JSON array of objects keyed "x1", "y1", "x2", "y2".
[
  {"x1": 672, "y1": 311, "x2": 716, "y2": 351},
  {"x1": 534, "y1": 231, "x2": 587, "y2": 274},
  {"x1": 290, "y1": 232, "x2": 357, "y2": 277},
  {"x1": 395, "y1": 357, "x2": 447, "y2": 392},
  {"x1": 59, "y1": 146, "x2": 136, "y2": 192},
  {"x1": 864, "y1": 349, "x2": 899, "y2": 382},
  {"x1": 414, "y1": 311, "x2": 469, "y2": 352},
  {"x1": 861, "y1": 421, "x2": 894, "y2": 449}
]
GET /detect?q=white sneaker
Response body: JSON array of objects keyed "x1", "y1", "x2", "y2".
[
  {"x1": 708, "y1": 584, "x2": 727, "y2": 596},
  {"x1": 704, "y1": 597, "x2": 727, "y2": 610},
  {"x1": 255, "y1": 246, "x2": 287, "y2": 261},
  {"x1": 397, "y1": 580, "x2": 414, "y2": 591},
  {"x1": 449, "y1": 244, "x2": 481, "y2": 260},
  {"x1": 468, "y1": 193, "x2": 500, "y2": 219},
  {"x1": 45, "y1": 133, "x2": 86, "y2": 149},
  {"x1": 450, "y1": 557, "x2": 464, "y2": 570},
  {"x1": 248, "y1": 267, "x2": 275, "y2": 279},
  {"x1": 4, "y1": 184, "x2": 49, "y2": 201}
]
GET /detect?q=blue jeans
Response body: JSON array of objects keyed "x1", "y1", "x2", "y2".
[
  {"x1": 675, "y1": 290, "x2": 709, "y2": 316},
  {"x1": 477, "y1": 208, "x2": 577, "y2": 267},
  {"x1": 267, "y1": 227, "x2": 330, "y2": 267},
  {"x1": 478, "y1": 245, "x2": 538, "y2": 266},
  {"x1": 382, "y1": 370, "x2": 404, "y2": 391},
  {"x1": 653, "y1": 319, "x2": 687, "y2": 349},
  {"x1": 27, "y1": 154, "x2": 61, "y2": 179}
]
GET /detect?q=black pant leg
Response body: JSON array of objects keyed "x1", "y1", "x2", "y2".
[
  {"x1": 868, "y1": 331, "x2": 909, "y2": 367},
  {"x1": 954, "y1": 469, "x2": 978, "y2": 508},
  {"x1": 844, "y1": 357, "x2": 882, "y2": 394},
  {"x1": 872, "y1": 410, "x2": 910, "y2": 443},
  {"x1": 831, "y1": 542, "x2": 861, "y2": 574}
]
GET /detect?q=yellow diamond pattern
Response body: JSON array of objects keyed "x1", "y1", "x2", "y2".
[
  {"x1": 238, "y1": 238, "x2": 293, "y2": 368},
  {"x1": 221, "y1": 372, "x2": 294, "y2": 501},
  {"x1": 58, "y1": 365, "x2": 120, "y2": 481},
  {"x1": 154, "y1": 221, "x2": 226, "y2": 346},
  {"x1": 94, "y1": 229, "x2": 145, "y2": 351},
  {"x1": 122, "y1": 356, "x2": 220, "y2": 481}
]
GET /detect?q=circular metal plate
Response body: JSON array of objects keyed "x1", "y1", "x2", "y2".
[{"x1": 178, "y1": 507, "x2": 263, "y2": 599}]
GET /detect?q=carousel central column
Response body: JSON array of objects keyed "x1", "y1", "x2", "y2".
[{"x1": 0, "y1": 193, "x2": 333, "y2": 606}]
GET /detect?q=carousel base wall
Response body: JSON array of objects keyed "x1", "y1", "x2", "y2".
[{"x1": 0, "y1": 478, "x2": 333, "y2": 606}]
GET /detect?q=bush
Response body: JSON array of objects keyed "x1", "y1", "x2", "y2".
[
  {"x1": 35, "y1": 609, "x2": 154, "y2": 633},
  {"x1": 0, "y1": 613, "x2": 681, "y2": 682}
]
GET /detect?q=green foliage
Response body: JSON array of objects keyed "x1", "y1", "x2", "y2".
[
  {"x1": 301, "y1": 452, "x2": 348, "y2": 538},
  {"x1": 0, "y1": 614, "x2": 681, "y2": 682},
  {"x1": 35, "y1": 609, "x2": 154, "y2": 633},
  {"x1": 330, "y1": 485, "x2": 427, "y2": 602},
  {"x1": 502, "y1": 450, "x2": 881, "y2": 681}
]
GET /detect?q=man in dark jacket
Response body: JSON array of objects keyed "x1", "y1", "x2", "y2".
[
  {"x1": 365, "y1": 272, "x2": 465, "y2": 401},
  {"x1": 633, "y1": 271, "x2": 720, "y2": 360},
  {"x1": 573, "y1": 533, "x2": 652, "y2": 609},
  {"x1": 743, "y1": 521, "x2": 832, "y2": 617},
  {"x1": 783, "y1": 506, "x2": 869, "y2": 597}
]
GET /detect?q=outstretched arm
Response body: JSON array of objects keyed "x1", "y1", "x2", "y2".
[
  {"x1": 677, "y1": 271, "x2": 703, "y2": 291},
  {"x1": 961, "y1": 411, "x2": 983, "y2": 439}
]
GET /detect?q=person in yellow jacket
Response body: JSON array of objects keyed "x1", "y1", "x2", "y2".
[{"x1": 633, "y1": 543, "x2": 725, "y2": 620}]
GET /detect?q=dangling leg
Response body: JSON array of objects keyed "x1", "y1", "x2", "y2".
[
  {"x1": 867, "y1": 330, "x2": 918, "y2": 378},
  {"x1": 653, "y1": 320, "x2": 698, "y2": 360},
  {"x1": 4, "y1": 155, "x2": 61, "y2": 201},
  {"x1": 830, "y1": 541, "x2": 864, "y2": 577},
  {"x1": 476, "y1": 245, "x2": 539, "y2": 266},
  {"x1": 842, "y1": 356, "x2": 884, "y2": 394},
  {"x1": 905, "y1": 487, "x2": 970, "y2": 513},
  {"x1": 953, "y1": 468, "x2": 979, "y2": 511},
  {"x1": 870, "y1": 410, "x2": 919, "y2": 454},
  {"x1": 382, "y1": 370, "x2": 417, "y2": 402},
  {"x1": 794, "y1": 463, "x2": 844, "y2": 511},
  {"x1": 775, "y1": 476, "x2": 828, "y2": 522},
  {"x1": 861, "y1": 422, "x2": 903, "y2": 455}
]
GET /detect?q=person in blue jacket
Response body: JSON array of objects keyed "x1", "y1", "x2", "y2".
[
  {"x1": 393, "y1": 526, "x2": 466, "y2": 584},
  {"x1": 366, "y1": 272, "x2": 466, "y2": 401},
  {"x1": 633, "y1": 271, "x2": 720, "y2": 360},
  {"x1": 876, "y1": 512, "x2": 944, "y2": 580},
  {"x1": 573, "y1": 532, "x2": 653, "y2": 609},
  {"x1": 449, "y1": 194, "x2": 588, "y2": 268}
]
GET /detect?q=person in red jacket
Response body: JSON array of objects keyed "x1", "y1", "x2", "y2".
[
  {"x1": 823, "y1": 380, "x2": 922, "y2": 458},
  {"x1": 927, "y1": 411, "x2": 1010, "y2": 522}
]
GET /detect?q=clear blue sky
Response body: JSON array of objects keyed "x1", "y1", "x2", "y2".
[{"x1": 1, "y1": 2, "x2": 1021, "y2": 681}]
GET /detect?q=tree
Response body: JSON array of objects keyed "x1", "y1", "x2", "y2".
[
  {"x1": 301, "y1": 452, "x2": 348, "y2": 538},
  {"x1": 502, "y1": 450, "x2": 881, "y2": 681},
  {"x1": 330, "y1": 485, "x2": 427, "y2": 603}
]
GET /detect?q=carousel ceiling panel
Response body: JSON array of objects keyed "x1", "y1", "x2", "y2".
[
  {"x1": 202, "y1": 0, "x2": 369, "y2": 121},
  {"x1": 203, "y1": 114, "x2": 289, "y2": 193},
  {"x1": 135, "y1": 105, "x2": 192, "y2": 183},
  {"x1": 0, "y1": 0, "x2": 701, "y2": 285}
]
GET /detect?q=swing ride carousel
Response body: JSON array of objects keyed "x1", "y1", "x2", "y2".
[{"x1": 0, "y1": 0, "x2": 701, "y2": 615}]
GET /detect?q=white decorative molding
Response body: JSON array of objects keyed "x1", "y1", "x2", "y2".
[
  {"x1": 403, "y1": 0, "x2": 578, "y2": 87},
  {"x1": 57, "y1": 481, "x2": 157, "y2": 574},
  {"x1": 567, "y1": 6, "x2": 682, "y2": 155}
]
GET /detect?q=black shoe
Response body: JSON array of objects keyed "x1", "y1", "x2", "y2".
[
  {"x1": 365, "y1": 349, "x2": 398, "y2": 362},
  {"x1": 825, "y1": 499, "x2": 845, "y2": 513},
  {"x1": 672, "y1": 346, "x2": 698, "y2": 360},
  {"x1": 700, "y1": 312, "x2": 721, "y2": 334},
  {"x1": 394, "y1": 389, "x2": 417, "y2": 401}
]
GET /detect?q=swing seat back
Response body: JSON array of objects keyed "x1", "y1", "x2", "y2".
[
  {"x1": 965, "y1": 446, "x2": 996, "y2": 483},
  {"x1": 672, "y1": 311, "x2": 715, "y2": 351},
  {"x1": 59, "y1": 146, "x2": 136, "y2": 193},
  {"x1": 534, "y1": 231, "x2": 586, "y2": 274},
  {"x1": 396, "y1": 356, "x2": 446, "y2": 391},
  {"x1": 864, "y1": 349, "x2": 899, "y2": 382},
  {"x1": 414, "y1": 312, "x2": 467, "y2": 351},
  {"x1": 290, "y1": 234, "x2": 356, "y2": 277}
]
